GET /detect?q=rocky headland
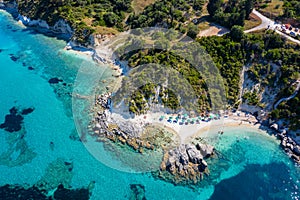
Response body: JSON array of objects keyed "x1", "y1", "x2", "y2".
[
  {"x1": 2, "y1": 0, "x2": 298, "y2": 183},
  {"x1": 159, "y1": 143, "x2": 214, "y2": 184},
  {"x1": 91, "y1": 93, "x2": 215, "y2": 184}
]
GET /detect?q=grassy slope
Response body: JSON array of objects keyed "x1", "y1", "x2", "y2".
[
  {"x1": 257, "y1": 0, "x2": 284, "y2": 18},
  {"x1": 131, "y1": 0, "x2": 157, "y2": 14}
]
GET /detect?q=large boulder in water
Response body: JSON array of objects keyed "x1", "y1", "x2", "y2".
[
  {"x1": 185, "y1": 144, "x2": 203, "y2": 164},
  {"x1": 196, "y1": 143, "x2": 214, "y2": 158}
]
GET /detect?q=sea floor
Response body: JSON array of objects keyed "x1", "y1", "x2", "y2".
[{"x1": 0, "y1": 10, "x2": 299, "y2": 200}]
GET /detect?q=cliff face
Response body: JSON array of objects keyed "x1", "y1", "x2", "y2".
[
  {"x1": 18, "y1": 15, "x2": 73, "y2": 36},
  {"x1": 2, "y1": 1, "x2": 73, "y2": 37}
]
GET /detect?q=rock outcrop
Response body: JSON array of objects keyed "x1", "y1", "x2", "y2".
[
  {"x1": 93, "y1": 93, "x2": 215, "y2": 184},
  {"x1": 272, "y1": 123, "x2": 300, "y2": 164},
  {"x1": 17, "y1": 14, "x2": 73, "y2": 35},
  {"x1": 92, "y1": 94, "x2": 154, "y2": 152},
  {"x1": 160, "y1": 143, "x2": 214, "y2": 184}
]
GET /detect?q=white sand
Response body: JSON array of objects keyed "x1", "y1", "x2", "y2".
[{"x1": 115, "y1": 111, "x2": 260, "y2": 144}]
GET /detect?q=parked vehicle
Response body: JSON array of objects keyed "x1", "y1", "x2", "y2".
[
  {"x1": 290, "y1": 32, "x2": 296, "y2": 37},
  {"x1": 295, "y1": 28, "x2": 299, "y2": 32}
]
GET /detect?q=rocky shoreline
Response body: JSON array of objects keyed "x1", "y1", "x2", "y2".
[
  {"x1": 2, "y1": 0, "x2": 298, "y2": 181},
  {"x1": 92, "y1": 93, "x2": 299, "y2": 183},
  {"x1": 270, "y1": 123, "x2": 300, "y2": 165},
  {"x1": 92, "y1": 93, "x2": 155, "y2": 153},
  {"x1": 91, "y1": 93, "x2": 215, "y2": 184},
  {"x1": 237, "y1": 108, "x2": 300, "y2": 165},
  {"x1": 0, "y1": 1, "x2": 73, "y2": 37}
]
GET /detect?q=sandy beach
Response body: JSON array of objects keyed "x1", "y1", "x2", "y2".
[{"x1": 109, "y1": 110, "x2": 260, "y2": 144}]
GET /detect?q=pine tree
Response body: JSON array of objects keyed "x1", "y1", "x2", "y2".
[
  {"x1": 245, "y1": 0, "x2": 254, "y2": 19},
  {"x1": 207, "y1": 0, "x2": 224, "y2": 17}
]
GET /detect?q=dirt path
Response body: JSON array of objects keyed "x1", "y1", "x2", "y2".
[
  {"x1": 274, "y1": 80, "x2": 300, "y2": 109},
  {"x1": 198, "y1": 23, "x2": 229, "y2": 37}
]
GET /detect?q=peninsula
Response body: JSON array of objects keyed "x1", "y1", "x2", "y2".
[{"x1": 2, "y1": 0, "x2": 300, "y2": 185}]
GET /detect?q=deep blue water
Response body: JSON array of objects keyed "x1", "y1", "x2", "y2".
[{"x1": 0, "y1": 10, "x2": 299, "y2": 200}]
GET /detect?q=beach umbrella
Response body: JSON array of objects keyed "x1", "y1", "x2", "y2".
[{"x1": 183, "y1": 114, "x2": 188, "y2": 118}]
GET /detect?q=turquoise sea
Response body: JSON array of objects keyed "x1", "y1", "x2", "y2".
[{"x1": 0, "y1": 10, "x2": 299, "y2": 199}]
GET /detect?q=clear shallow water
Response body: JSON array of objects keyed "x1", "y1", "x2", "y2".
[{"x1": 0, "y1": 10, "x2": 299, "y2": 200}]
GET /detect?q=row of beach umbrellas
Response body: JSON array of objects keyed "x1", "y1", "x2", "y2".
[{"x1": 159, "y1": 113, "x2": 220, "y2": 124}]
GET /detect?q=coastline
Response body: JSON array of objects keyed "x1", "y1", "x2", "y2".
[
  {"x1": 1, "y1": 4, "x2": 300, "y2": 200},
  {"x1": 1, "y1": 3, "x2": 299, "y2": 180}
]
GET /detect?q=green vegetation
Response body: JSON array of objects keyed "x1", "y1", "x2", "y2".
[
  {"x1": 199, "y1": 29, "x2": 299, "y2": 113},
  {"x1": 271, "y1": 87, "x2": 300, "y2": 131},
  {"x1": 124, "y1": 50, "x2": 210, "y2": 114},
  {"x1": 282, "y1": 0, "x2": 300, "y2": 21},
  {"x1": 13, "y1": 0, "x2": 133, "y2": 43},
  {"x1": 127, "y1": 82, "x2": 180, "y2": 115},
  {"x1": 255, "y1": 0, "x2": 300, "y2": 24},
  {"x1": 197, "y1": 34, "x2": 245, "y2": 105},
  {"x1": 7, "y1": 0, "x2": 299, "y2": 129},
  {"x1": 207, "y1": 0, "x2": 254, "y2": 28},
  {"x1": 131, "y1": 0, "x2": 157, "y2": 14},
  {"x1": 247, "y1": 63, "x2": 277, "y2": 86},
  {"x1": 244, "y1": 13, "x2": 262, "y2": 30},
  {"x1": 255, "y1": 0, "x2": 284, "y2": 18},
  {"x1": 242, "y1": 91, "x2": 260, "y2": 105},
  {"x1": 230, "y1": 25, "x2": 245, "y2": 41},
  {"x1": 127, "y1": 0, "x2": 205, "y2": 38},
  {"x1": 244, "y1": 30, "x2": 300, "y2": 129}
]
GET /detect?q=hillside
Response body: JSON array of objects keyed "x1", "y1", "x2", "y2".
[{"x1": 2, "y1": 0, "x2": 299, "y2": 130}]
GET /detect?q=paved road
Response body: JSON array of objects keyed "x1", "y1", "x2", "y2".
[
  {"x1": 245, "y1": 9, "x2": 300, "y2": 45},
  {"x1": 274, "y1": 80, "x2": 300, "y2": 109},
  {"x1": 245, "y1": 9, "x2": 273, "y2": 33}
]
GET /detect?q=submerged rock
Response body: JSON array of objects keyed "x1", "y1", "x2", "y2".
[
  {"x1": 9, "y1": 54, "x2": 19, "y2": 62},
  {"x1": 129, "y1": 184, "x2": 146, "y2": 200},
  {"x1": 0, "y1": 107, "x2": 24, "y2": 132},
  {"x1": 0, "y1": 184, "x2": 47, "y2": 200},
  {"x1": 21, "y1": 107, "x2": 35, "y2": 115},
  {"x1": 0, "y1": 183, "x2": 92, "y2": 200},
  {"x1": 0, "y1": 106, "x2": 35, "y2": 133},
  {"x1": 48, "y1": 77, "x2": 63, "y2": 84},
  {"x1": 53, "y1": 184, "x2": 90, "y2": 200}
]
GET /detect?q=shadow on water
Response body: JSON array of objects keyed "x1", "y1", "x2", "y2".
[{"x1": 209, "y1": 162, "x2": 299, "y2": 200}]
